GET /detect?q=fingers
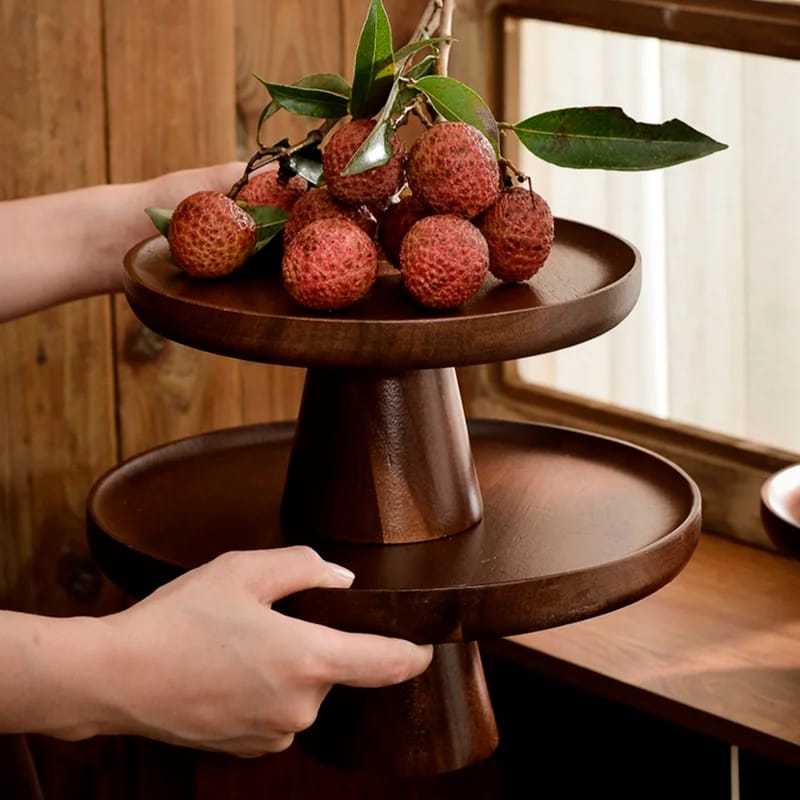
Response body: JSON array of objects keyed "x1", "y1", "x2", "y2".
[
  {"x1": 221, "y1": 546, "x2": 355, "y2": 604},
  {"x1": 313, "y1": 626, "x2": 434, "y2": 689}
]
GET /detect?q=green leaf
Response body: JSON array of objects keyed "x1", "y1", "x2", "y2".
[
  {"x1": 342, "y1": 78, "x2": 403, "y2": 176},
  {"x1": 246, "y1": 205, "x2": 289, "y2": 251},
  {"x1": 254, "y1": 74, "x2": 350, "y2": 119},
  {"x1": 512, "y1": 106, "x2": 728, "y2": 170},
  {"x1": 285, "y1": 151, "x2": 324, "y2": 185},
  {"x1": 393, "y1": 37, "x2": 451, "y2": 64},
  {"x1": 350, "y1": 0, "x2": 394, "y2": 118},
  {"x1": 145, "y1": 207, "x2": 172, "y2": 237},
  {"x1": 343, "y1": 120, "x2": 394, "y2": 176},
  {"x1": 255, "y1": 74, "x2": 351, "y2": 140},
  {"x1": 414, "y1": 75, "x2": 500, "y2": 153}
]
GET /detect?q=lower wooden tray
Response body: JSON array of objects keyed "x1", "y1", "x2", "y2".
[{"x1": 87, "y1": 419, "x2": 701, "y2": 643}]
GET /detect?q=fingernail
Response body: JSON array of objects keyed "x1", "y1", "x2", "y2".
[{"x1": 325, "y1": 561, "x2": 355, "y2": 584}]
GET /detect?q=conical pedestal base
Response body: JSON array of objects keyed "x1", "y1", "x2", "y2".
[{"x1": 299, "y1": 642, "x2": 499, "y2": 778}]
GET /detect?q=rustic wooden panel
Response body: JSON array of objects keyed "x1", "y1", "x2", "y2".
[
  {"x1": 233, "y1": 0, "x2": 347, "y2": 423},
  {"x1": 103, "y1": 0, "x2": 244, "y2": 456},
  {"x1": 0, "y1": 1, "x2": 133, "y2": 797},
  {"x1": 0, "y1": 0, "x2": 122, "y2": 617}
]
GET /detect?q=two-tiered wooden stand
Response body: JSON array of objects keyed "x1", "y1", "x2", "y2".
[{"x1": 87, "y1": 219, "x2": 701, "y2": 777}]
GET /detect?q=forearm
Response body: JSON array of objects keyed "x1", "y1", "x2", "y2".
[
  {"x1": 0, "y1": 610, "x2": 122, "y2": 740},
  {"x1": 0, "y1": 162, "x2": 244, "y2": 322},
  {"x1": 0, "y1": 183, "x2": 145, "y2": 321}
]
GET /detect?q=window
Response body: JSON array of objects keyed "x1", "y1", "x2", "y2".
[
  {"x1": 511, "y1": 19, "x2": 800, "y2": 454},
  {"x1": 450, "y1": 0, "x2": 800, "y2": 547}
]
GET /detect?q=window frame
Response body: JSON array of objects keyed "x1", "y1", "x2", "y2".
[{"x1": 454, "y1": 0, "x2": 800, "y2": 549}]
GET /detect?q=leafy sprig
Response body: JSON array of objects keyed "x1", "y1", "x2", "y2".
[
  {"x1": 146, "y1": 0, "x2": 727, "y2": 243},
  {"x1": 245, "y1": 0, "x2": 726, "y2": 188}
]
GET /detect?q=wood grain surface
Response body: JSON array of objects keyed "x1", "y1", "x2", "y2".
[
  {"x1": 485, "y1": 532, "x2": 800, "y2": 766},
  {"x1": 104, "y1": 0, "x2": 243, "y2": 458}
]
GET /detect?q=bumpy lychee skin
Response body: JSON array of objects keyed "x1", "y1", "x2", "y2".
[
  {"x1": 282, "y1": 217, "x2": 378, "y2": 311},
  {"x1": 378, "y1": 194, "x2": 430, "y2": 267},
  {"x1": 168, "y1": 190, "x2": 256, "y2": 279},
  {"x1": 478, "y1": 187, "x2": 555, "y2": 282},
  {"x1": 322, "y1": 118, "x2": 408, "y2": 207},
  {"x1": 283, "y1": 186, "x2": 376, "y2": 244},
  {"x1": 406, "y1": 122, "x2": 501, "y2": 219},
  {"x1": 235, "y1": 170, "x2": 307, "y2": 210},
  {"x1": 400, "y1": 215, "x2": 489, "y2": 309}
]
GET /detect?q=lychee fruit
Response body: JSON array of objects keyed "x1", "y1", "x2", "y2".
[
  {"x1": 322, "y1": 118, "x2": 408, "y2": 207},
  {"x1": 283, "y1": 185, "x2": 376, "y2": 244},
  {"x1": 399, "y1": 215, "x2": 489, "y2": 309},
  {"x1": 406, "y1": 122, "x2": 501, "y2": 219},
  {"x1": 378, "y1": 194, "x2": 430, "y2": 267},
  {"x1": 235, "y1": 169, "x2": 307, "y2": 210},
  {"x1": 478, "y1": 187, "x2": 555, "y2": 282},
  {"x1": 282, "y1": 217, "x2": 378, "y2": 311},
  {"x1": 167, "y1": 190, "x2": 256, "y2": 279}
]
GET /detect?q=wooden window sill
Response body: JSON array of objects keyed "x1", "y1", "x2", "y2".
[{"x1": 481, "y1": 532, "x2": 800, "y2": 766}]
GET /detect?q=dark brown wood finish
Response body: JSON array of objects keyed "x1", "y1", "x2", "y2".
[
  {"x1": 299, "y1": 642, "x2": 499, "y2": 777},
  {"x1": 282, "y1": 367, "x2": 483, "y2": 543},
  {"x1": 89, "y1": 218, "x2": 701, "y2": 777},
  {"x1": 87, "y1": 418, "x2": 700, "y2": 776},
  {"x1": 761, "y1": 463, "x2": 800, "y2": 558},
  {"x1": 122, "y1": 218, "x2": 641, "y2": 370},
  {"x1": 493, "y1": 0, "x2": 800, "y2": 60},
  {"x1": 483, "y1": 533, "x2": 800, "y2": 766},
  {"x1": 87, "y1": 420, "x2": 701, "y2": 642}
]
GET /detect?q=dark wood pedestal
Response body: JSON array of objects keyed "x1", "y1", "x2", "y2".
[{"x1": 87, "y1": 220, "x2": 701, "y2": 777}]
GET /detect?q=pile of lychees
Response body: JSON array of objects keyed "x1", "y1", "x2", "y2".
[{"x1": 165, "y1": 117, "x2": 554, "y2": 312}]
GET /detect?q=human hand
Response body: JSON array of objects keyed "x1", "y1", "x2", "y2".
[
  {"x1": 0, "y1": 161, "x2": 247, "y2": 320},
  {"x1": 109, "y1": 161, "x2": 247, "y2": 292},
  {"x1": 95, "y1": 546, "x2": 432, "y2": 756}
]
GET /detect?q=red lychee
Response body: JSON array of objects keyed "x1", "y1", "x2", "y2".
[
  {"x1": 377, "y1": 194, "x2": 430, "y2": 267},
  {"x1": 406, "y1": 122, "x2": 501, "y2": 219},
  {"x1": 322, "y1": 118, "x2": 408, "y2": 207},
  {"x1": 478, "y1": 187, "x2": 555, "y2": 282},
  {"x1": 399, "y1": 215, "x2": 489, "y2": 309},
  {"x1": 167, "y1": 190, "x2": 256, "y2": 279},
  {"x1": 235, "y1": 170, "x2": 307, "y2": 210},
  {"x1": 283, "y1": 185, "x2": 376, "y2": 244},
  {"x1": 282, "y1": 217, "x2": 378, "y2": 311}
]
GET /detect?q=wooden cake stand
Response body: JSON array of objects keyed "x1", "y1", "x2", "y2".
[{"x1": 87, "y1": 219, "x2": 701, "y2": 777}]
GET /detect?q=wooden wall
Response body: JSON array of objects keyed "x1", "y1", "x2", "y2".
[{"x1": 0, "y1": 1, "x2": 432, "y2": 796}]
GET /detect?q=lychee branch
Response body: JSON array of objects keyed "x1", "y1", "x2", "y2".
[
  {"x1": 434, "y1": 0, "x2": 455, "y2": 77},
  {"x1": 499, "y1": 157, "x2": 529, "y2": 184},
  {"x1": 393, "y1": 92, "x2": 435, "y2": 130},
  {"x1": 408, "y1": 0, "x2": 443, "y2": 47},
  {"x1": 227, "y1": 118, "x2": 338, "y2": 198}
]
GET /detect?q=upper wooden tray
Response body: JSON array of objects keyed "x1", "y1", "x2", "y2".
[{"x1": 123, "y1": 218, "x2": 640, "y2": 370}]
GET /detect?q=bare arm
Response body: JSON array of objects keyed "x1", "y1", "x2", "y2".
[
  {"x1": 0, "y1": 547, "x2": 432, "y2": 755},
  {"x1": 0, "y1": 166, "x2": 433, "y2": 753},
  {"x1": 0, "y1": 162, "x2": 244, "y2": 322}
]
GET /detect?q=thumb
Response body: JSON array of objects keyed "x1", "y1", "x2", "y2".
[{"x1": 239, "y1": 546, "x2": 355, "y2": 605}]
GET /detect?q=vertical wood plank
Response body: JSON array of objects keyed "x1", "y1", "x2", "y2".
[
  {"x1": 0, "y1": 0, "x2": 122, "y2": 615},
  {"x1": 104, "y1": 0, "x2": 243, "y2": 455},
  {"x1": 234, "y1": 0, "x2": 348, "y2": 424},
  {"x1": 0, "y1": 2, "x2": 133, "y2": 797}
]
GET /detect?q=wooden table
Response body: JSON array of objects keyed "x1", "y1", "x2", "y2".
[{"x1": 485, "y1": 532, "x2": 800, "y2": 767}]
